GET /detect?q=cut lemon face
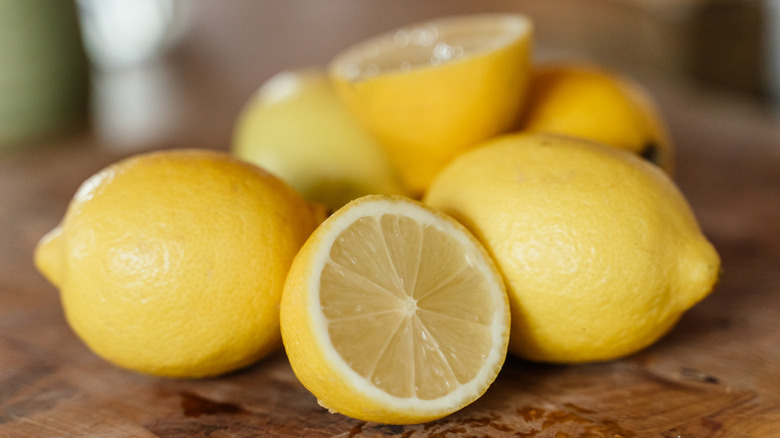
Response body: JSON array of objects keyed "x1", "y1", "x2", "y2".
[
  {"x1": 328, "y1": 14, "x2": 533, "y2": 195},
  {"x1": 280, "y1": 195, "x2": 509, "y2": 424}
]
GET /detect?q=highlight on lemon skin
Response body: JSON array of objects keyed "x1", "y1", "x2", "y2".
[
  {"x1": 328, "y1": 13, "x2": 534, "y2": 195},
  {"x1": 518, "y1": 63, "x2": 674, "y2": 172},
  {"x1": 280, "y1": 195, "x2": 510, "y2": 424},
  {"x1": 425, "y1": 133, "x2": 720, "y2": 364},
  {"x1": 34, "y1": 149, "x2": 322, "y2": 378}
]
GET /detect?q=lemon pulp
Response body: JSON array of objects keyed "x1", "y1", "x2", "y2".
[
  {"x1": 322, "y1": 213, "x2": 496, "y2": 399},
  {"x1": 339, "y1": 14, "x2": 529, "y2": 79},
  {"x1": 281, "y1": 195, "x2": 509, "y2": 424}
]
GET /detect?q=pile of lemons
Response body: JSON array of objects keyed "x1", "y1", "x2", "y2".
[{"x1": 35, "y1": 14, "x2": 720, "y2": 425}]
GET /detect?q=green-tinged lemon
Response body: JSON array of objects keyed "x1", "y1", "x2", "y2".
[{"x1": 233, "y1": 69, "x2": 406, "y2": 211}]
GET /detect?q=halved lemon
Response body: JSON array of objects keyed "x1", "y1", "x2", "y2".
[
  {"x1": 328, "y1": 14, "x2": 533, "y2": 195},
  {"x1": 280, "y1": 195, "x2": 509, "y2": 424}
]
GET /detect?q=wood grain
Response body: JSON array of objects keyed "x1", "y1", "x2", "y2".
[{"x1": 2, "y1": 0, "x2": 780, "y2": 436}]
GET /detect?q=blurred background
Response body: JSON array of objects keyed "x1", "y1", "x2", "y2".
[{"x1": 1, "y1": 0, "x2": 779, "y2": 153}]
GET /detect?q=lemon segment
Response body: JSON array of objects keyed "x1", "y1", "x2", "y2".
[
  {"x1": 425, "y1": 133, "x2": 719, "y2": 363},
  {"x1": 34, "y1": 150, "x2": 322, "y2": 378},
  {"x1": 328, "y1": 14, "x2": 533, "y2": 195},
  {"x1": 518, "y1": 64, "x2": 674, "y2": 171},
  {"x1": 232, "y1": 69, "x2": 407, "y2": 211},
  {"x1": 281, "y1": 195, "x2": 509, "y2": 424}
]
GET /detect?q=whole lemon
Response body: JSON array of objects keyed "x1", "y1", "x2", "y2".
[
  {"x1": 425, "y1": 134, "x2": 720, "y2": 363},
  {"x1": 518, "y1": 64, "x2": 674, "y2": 172},
  {"x1": 232, "y1": 68, "x2": 406, "y2": 212},
  {"x1": 34, "y1": 149, "x2": 322, "y2": 378}
]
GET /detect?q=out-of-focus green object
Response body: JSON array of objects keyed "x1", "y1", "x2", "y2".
[{"x1": 0, "y1": 0, "x2": 90, "y2": 150}]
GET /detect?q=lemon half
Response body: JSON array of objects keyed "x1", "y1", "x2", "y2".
[
  {"x1": 329, "y1": 14, "x2": 533, "y2": 195},
  {"x1": 280, "y1": 195, "x2": 509, "y2": 424}
]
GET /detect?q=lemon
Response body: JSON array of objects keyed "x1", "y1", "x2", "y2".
[
  {"x1": 328, "y1": 14, "x2": 533, "y2": 195},
  {"x1": 232, "y1": 68, "x2": 406, "y2": 212},
  {"x1": 34, "y1": 149, "x2": 322, "y2": 378},
  {"x1": 518, "y1": 64, "x2": 674, "y2": 171},
  {"x1": 425, "y1": 134, "x2": 720, "y2": 363},
  {"x1": 280, "y1": 195, "x2": 509, "y2": 424}
]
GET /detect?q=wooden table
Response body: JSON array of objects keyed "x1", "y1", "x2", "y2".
[{"x1": 2, "y1": 1, "x2": 779, "y2": 436}]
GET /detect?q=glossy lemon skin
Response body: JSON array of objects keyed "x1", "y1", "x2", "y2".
[
  {"x1": 35, "y1": 149, "x2": 321, "y2": 377},
  {"x1": 232, "y1": 69, "x2": 406, "y2": 212},
  {"x1": 425, "y1": 133, "x2": 719, "y2": 363}
]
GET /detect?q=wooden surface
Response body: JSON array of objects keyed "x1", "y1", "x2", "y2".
[{"x1": 2, "y1": 1, "x2": 780, "y2": 436}]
